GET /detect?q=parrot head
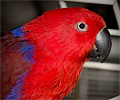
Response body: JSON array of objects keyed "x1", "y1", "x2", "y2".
[
  {"x1": 8, "y1": 7, "x2": 111, "y2": 99},
  {"x1": 23, "y1": 7, "x2": 111, "y2": 63}
]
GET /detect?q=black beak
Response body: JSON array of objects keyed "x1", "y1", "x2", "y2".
[{"x1": 90, "y1": 27, "x2": 112, "y2": 63}]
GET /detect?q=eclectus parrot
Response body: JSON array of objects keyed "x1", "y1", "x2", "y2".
[{"x1": 1, "y1": 7, "x2": 112, "y2": 100}]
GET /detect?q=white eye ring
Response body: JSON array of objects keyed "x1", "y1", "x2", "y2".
[{"x1": 75, "y1": 22, "x2": 88, "y2": 32}]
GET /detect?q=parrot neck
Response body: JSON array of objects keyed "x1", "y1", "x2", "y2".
[{"x1": 20, "y1": 56, "x2": 86, "y2": 99}]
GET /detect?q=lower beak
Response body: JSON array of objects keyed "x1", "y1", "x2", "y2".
[{"x1": 90, "y1": 27, "x2": 112, "y2": 63}]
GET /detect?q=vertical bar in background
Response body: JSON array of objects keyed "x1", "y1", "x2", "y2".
[
  {"x1": 75, "y1": 79, "x2": 79, "y2": 100},
  {"x1": 59, "y1": 1, "x2": 68, "y2": 8},
  {"x1": 113, "y1": 0, "x2": 120, "y2": 29}
]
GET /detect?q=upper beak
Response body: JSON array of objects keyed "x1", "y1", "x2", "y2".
[{"x1": 90, "y1": 27, "x2": 112, "y2": 63}]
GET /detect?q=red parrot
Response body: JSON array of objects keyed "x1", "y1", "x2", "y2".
[{"x1": 1, "y1": 7, "x2": 111, "y2": 100}]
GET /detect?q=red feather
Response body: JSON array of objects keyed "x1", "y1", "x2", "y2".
[
  {"x1": 21, "y1": 7, "x2": 106, "y2": 99},
  {"x1": 1, "y1": 7, "x2": 106, "y2": 99}
]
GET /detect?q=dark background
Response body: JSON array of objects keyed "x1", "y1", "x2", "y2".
[{"x1": 1, "y1": 0, "x2": 119, "y2": 31}]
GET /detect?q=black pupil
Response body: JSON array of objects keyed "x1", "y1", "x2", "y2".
[{"x1": 79, "y1": 23, "x2": 85, "y2": 29}]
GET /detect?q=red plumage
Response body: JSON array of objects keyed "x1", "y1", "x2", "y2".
[{"x1": 1, "y1": 7, "x2": 107, "y2": 99}]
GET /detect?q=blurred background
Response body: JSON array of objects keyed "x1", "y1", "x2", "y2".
[{"x1": 1, "y1": 0, "x2": 120, "y2": 100}]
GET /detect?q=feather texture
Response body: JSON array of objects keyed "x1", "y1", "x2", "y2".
[{"x1": 1, "y1": 7, "x2": 106, "y2": 100}]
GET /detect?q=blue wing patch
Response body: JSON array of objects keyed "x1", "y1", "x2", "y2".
[
  {"x1": 11, "y1": 26, "x2": 35, "y2": 64},
  {"x1": 6, "y1": 27, "x2": 35, "y2": 99},
  {"x1": 11, "y1": 26, "x2": 25, "y2": 37},
  {"x1": 5, "y1": 73, "x2": 28, "y2": 100},
  {"x1": 18, "y1": 43, "x2": 35, "y2": 63}
]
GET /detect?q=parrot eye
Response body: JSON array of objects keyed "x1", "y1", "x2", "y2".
[{"x1": 76, "y1": 22, "x2": 87, "y2": 32}]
